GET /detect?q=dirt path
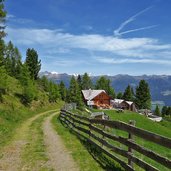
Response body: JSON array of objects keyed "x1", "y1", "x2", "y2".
[
  {"x1": 43, "y1": 113, "x2": 79, "y2": 171},
  {"x1": 0, "y1": 109, "x2": 58, "y2": 171}
]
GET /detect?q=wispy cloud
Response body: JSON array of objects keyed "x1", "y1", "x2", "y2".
[
  {"x1": 113, "y1": 6, "x2": 157, "y2": 37},
  {"x1": 48, "y1": 58, "x2": 88, "y2": 67},
  {"x1": 95, "y1": 57, "x2": 171, "y2": 65},
  {"x1": 5, "y1": 27, "x2": 171, "y2": 67},
  {"x1": 6, "y1": 14, "x2": 33, "y2": 24}
]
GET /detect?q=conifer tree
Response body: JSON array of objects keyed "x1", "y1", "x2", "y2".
[
  {"x1": 154, "y1": 105, "x2": 160, "y2": 116},
  {"x1": 123, "y1": 85, "x2": 133, "y2": 101},
  {"x1": 4, "y1": 41, "x2": 22, "y2": 78},
  {"x1": 95, "y1": 76, "x2": 115, "y2": 98},
  {"x1": 40, "y1": 75, "x2": 49, "y2": 92},
  {"x1": 161, "y1": 106, "x2": 167, "y2": 117},
  {"x1": 166, "y1": 107, "x2": 171, "y2": 116},
  {"x1": 82, "y1": 73, "x2": 92, "y2": 90},
  {"x1": 135, "y1": 80, "x2": 151, "y2": 109},
  {"x1": 0, "y1": 0, "x2": 6, "y2": 39},
  {"x1": 68, "y1": 76, "x2": 83, "y2": 108},
  {"x1": 48, "y1": 81, "x2": 60, "y2": 102},
  {"x1": 20, "y1": 64, "x2": 37, "y2": 104},
  {"x1": 116, "y1": 92, "x2": 123, "y2": 99},
  {"x1": 25, "y1": 48, "x2": 41, "y2": 80},
  {"x1": 59, "y1": 81, "x2": 67, "y2": 101},
  {"x1": 0, "y1": 0, "x2": 6, "y2": 66},
  {"x1": 77, "y1": 74, "x2": 82, "y2": 90},
  {"x1": 0, "y1": 66, "x2": 7, "y2": 102},
  {"x1": 0, "y1": 39, "x2": 5, "y2": 66}
]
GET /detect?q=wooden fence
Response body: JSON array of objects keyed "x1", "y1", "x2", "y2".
[{"x1": 60, "y1": 109, "x2": 171, "y2": 171}]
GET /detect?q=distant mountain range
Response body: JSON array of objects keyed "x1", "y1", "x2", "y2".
[{"x1": 40, "y1": 71, "x2": 171, "y2": 106}]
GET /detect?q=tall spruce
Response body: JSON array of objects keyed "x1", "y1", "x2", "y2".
[
  {"x1": 161, "y1": 106, "x2": 167, "y2": 117},
  {"x1": 117, "y1": 92, "x2": 123, "y2": 99},
  {"x1": 0, "y1": 0, "x2": 6, "y2": 65},
  {"x1": 154, "y1": 105, "x2": 160, "y2": 116},
  {"x1": 82, "y1": 73, "x2": 92, "y2": 90},
  {"x1": 20, "y1": 64, "x2": 37, "y2": 104},
  {"x1": 77, "y1": 74, "x2": 82, "y2": 90},
  {"x1": 25, "y1": 48, "x2": 41, "y2": 80},
  {"x1": 166, "y1": 107, "x2": 171, "y2": 116},
  {"x1": 68, "y1": 76, "x2": 83, "y2": 108},
  {"x1": 135, "y1": 80, "x2": 151, "y2": 109},
  {"x1": 0, "y1": 0, "x2": 6, "y2": 39},
  {"x1": 48, "y1": 81, "x2": 60, "y2": 102},
  {"x1": 95, "y1": 76, "x2": 115, "y2": 98},
  {"x1": 4, "y1": 41, "x2": 22, "y2": 78},
  {"x1": 123, "y1": 85, "x2": 133, "y2": 101},
  {"x1": 40, "y1": 75, "x2": 49, "y2": 92},
  {"x1": 59, "y1": 81, "x2": 67, "y2": 101}
]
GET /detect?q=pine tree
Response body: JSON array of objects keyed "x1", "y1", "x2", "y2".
[
  {"x1": 135, "y1": 80, "x2": 151, "y2": 109},
  {"x1": 95, "y1": 76, "x2": 115, "y2": 98},
  {"x1": 0, "y1": 0, "x2": 6, "y2": 66},
  {"x1": 48, "y1": 81, "x2": 61, "y2": 102},
  {"x1": 166, "y1": 107, "x2": 171, "y2": 116},
  {"x1": 0, "y1": 39, "x2": 5, "y2": 66},
  {"x1": 68, "y1": 76, "x2": 77, "y2": 102},
  {"x1": 82, "y1": 73, "x2": 92, "y2": 90},
  {"x1": 123, "y1": 85, "x2": 133, "y2": 101},
  {"x1": 25, "y1": 48, "x2": 41, "y2": 80},
  {"x1": 40, "y1": 75, "x2": 49, "y2": 92},
  {"x1": 117, "y1": 92, "x2": 123, "y2": 99},
  {"x1": 4, "y1": 41, "x2": 22, "y2": 78},
  {"x1": 161, "y1": 106, "x2": 167, "y2": 117},
  {"x1": 68, "y1": 76, "x2": 83, "y2": 108},
  {"x1": 59, "y1": 81, "x2": 67, "y2": 101},
  {"x1": 154, "y1": 105, "x2": 160, "y2": 116},
  {"x1": 77, "y1": 74, "x2": 82, "y2": 90},
  {"x1": 20, "y1": 64, "x2": 37, "y2": 104},
  {"x1": 0, "y1": 0, "x2": 6, "y2": 39},
  {"x1": 0, "y1": 66, "x2": 7, "y2": 102}
]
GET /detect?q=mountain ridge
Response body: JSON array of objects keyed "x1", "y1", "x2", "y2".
[{"x1": 40, "y1": 71, "x2": 171, "y2": 106}]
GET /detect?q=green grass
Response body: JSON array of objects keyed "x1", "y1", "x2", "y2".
[
  {"x1": 0, "y1": 100, "x2": 63, "y2": 150},
  {"x1": 102, "y1": 109, "x2": 171, "y2": 138},
  {"x1": 51, "y1": 114, "x2": 124, "y2": 171},
  {"x1": 20, "y1": 113, "x2": 54, "y2": 171},
  {"x1": 0, "y1": 74, "x2": 64, "y2": 149},
  {"x1": 90, "y1": 109, "x2": 171, "y2": 170}
]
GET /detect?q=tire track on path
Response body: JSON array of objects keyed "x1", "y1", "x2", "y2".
[{"x1": 0, "y1": 109, "x2": 58, "y2": 171}]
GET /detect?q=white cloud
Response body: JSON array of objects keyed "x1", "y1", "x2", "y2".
[
  {"x1": 6, "y1": 14, "x2": 15, "y2": 19},
  {"x1": 95, "y1": 57, "x2": 171, "y2": 65},
  {"x1": 5, "y1": 27, "x2": 171, "y2": 66},
  {"x1": 52, "y1": 59, "x2": 88, "y2": 67}
]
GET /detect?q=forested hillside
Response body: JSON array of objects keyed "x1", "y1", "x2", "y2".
[
  {"x1": 41, "y1": 71, "x2": 171, "y2": 106},
  {"x1": 0, "y1": 0, "x2": 63, "y2": 147}
]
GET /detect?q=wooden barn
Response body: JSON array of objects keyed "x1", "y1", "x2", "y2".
[{"x1": 82, "y1": 89, "x2": 111, "y2": 108}]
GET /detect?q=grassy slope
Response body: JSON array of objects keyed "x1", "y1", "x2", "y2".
[
  {"x1": 0, "y1": 75, "x2": 63, "y2": 149},
  {"x1": 90, "y1": 109, "x2": 171, "y2": 170},
  {"x1": 103, "y1": 110, "x2": 171, "y2": 138}
]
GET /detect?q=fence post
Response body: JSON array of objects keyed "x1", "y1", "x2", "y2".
[
  {"x1": 128, "y1": 120, "x2": 136, "y2": 168},
  {"x1": 89, "y1": 119, "x2": 91, "y2": 138},
  {"x1": 101, "y1": 120, "x2": 106, "y2": 147}
]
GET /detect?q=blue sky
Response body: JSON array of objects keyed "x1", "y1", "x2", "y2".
[{"x1": 4, "y1": 0, "x2": 171, "y2": 75}]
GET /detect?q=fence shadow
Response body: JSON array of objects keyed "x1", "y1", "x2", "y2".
[{"x1": 59, "y1": 116, "x2": 123, "y2": 171}]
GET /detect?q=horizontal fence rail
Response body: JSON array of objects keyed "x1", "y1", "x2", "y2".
[{"x1": 60, "y1": 109, "x2": 171, "y2": 171}]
